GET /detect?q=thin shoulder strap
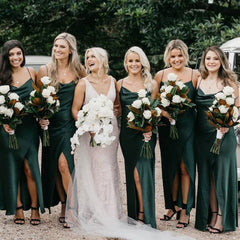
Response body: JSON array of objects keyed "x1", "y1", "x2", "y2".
[
  {"x1": 197, "y1": 77, "x2": 203, "y2": 89},
  {"x1": 26, "y1": 67, "x2": 31, "y2": 78},
  {"x1": 161, "y1": 70, "x2": 164, "y2": 81}
]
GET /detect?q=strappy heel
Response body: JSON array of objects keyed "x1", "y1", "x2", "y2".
[
  {"x1": 137, "y1": 211, "x2": 144, "y2": 223},
  {"x1": 59, "y1": 201, "x2": 66, "y2": 224},
  {"x1": 30, "y1": 206, "x2": 41, "y2": 226},
  {"x1": 209, "y1": 213, "x2": 223, "y2": 234},
  {"x1": 160, "y1": 201, "x2": 181, "y2": 221},
  {"x1": 206, "y1": 211, "x2": 217, "y2": 231},
  {"x1": 14, "y1": 205, "x2": 25, "y2": 225},
  {"x1": 176, "y1": 203, "x2": 190, "y2": 228}
]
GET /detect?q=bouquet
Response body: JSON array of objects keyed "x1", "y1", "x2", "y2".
[
  {"x1": 70, "y1": 94, "x2": 116, "y2": 153},
  {"x1": 157, "y1": 73, "x2": 195, "y2": 140},
  {"x1": 0, "y1": 85, "x2": 25, "y2": 149},
  {"x1": 206, "y1": 86, "x2": 240, "y2": 154},
  {"x1": 25, "y1": 76, "x2": 60, "y2": 147},
  {"x1": 127, "y1": 89, "x2": 162, "y2": 159}
]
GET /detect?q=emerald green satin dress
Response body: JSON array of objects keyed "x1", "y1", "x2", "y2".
[
  {"x1": 195, "y1": 88, "x2": 238, "y2": 232},
  {"x1": 158, "y1": 81, "x2": 196, "y2": 214},
  {"x1": 0, "y1": 79, "x2": 44, "y2": 215},
  {"x1": 119, "y1": 86, "x2": 157, "y2": 228},
  {"x1": 41, "y1": 81, "x2": 76, "y2": 210}
]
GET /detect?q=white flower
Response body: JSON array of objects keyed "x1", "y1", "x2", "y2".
[
  {"x1": 176, "y1": 80, "x2": 185, "y2": 89},
  {"x1": 4, "y1": 108, "x2": 14, "y2": 118},
  {"x1": 233, "y1": 106, "x2": 239, "y2": 122},
  {"x1": 30, "y1": 90, "x2": 36, "y2": 97},
  {"x1": 161, "y1": 98, "x2": 170, "y2": 107},
  {"x1": 209, "y1": 107, "x2": 213, "y2": 112},
  {"x1": 215, "y1": 92, "x2": 226, "y2": 100},
  {"x1": 127, "y1": 111, "x2": 135, "y2": 121},
  {"x1": 226, "y1": 97, "x2": 234, "y2": 106},
  {"x1": 180, "y1": 97, "x2": 186, "y2": 102},
  {"x1": 47, "y1": 86, "x2": 56, "y2": 94},
  {"x1": 47, "y1": 96, "x2": 55, "y2": 104},
  {"x1": 213, "y1": 100, "x2": 218, "y2": 105},
  {"x1": 42, "y1": 89, "x2": 51, "y2": 98},
  {"x1": 172, "y1": 95, "x2": 181, "y2": 103},
  {"x1": 155, "y1": 107, "x2": 162, "y2": 117},
  {"x1": 165, "y1": 85, "x2": 173, "y2": 94},
  {"x1": 143, "y1": 110, "x2": 152, "y2": 120},
  {"x1": 141, "y1": 97, "x2": 150, "y2": 105},
  {"x1": 167, "y1": 73, "x2": 177, "y2": 82},
  {"x1": 132, "y1": 99, "x2": 142, "y2": 109},
  {"x1": 161, "y1": 92, "x2": 167, "y2": 98},
  {"x1": 41, "y1": 76, "x2": 51, "y2": 85},
  {"x1": 56, "y1": 100, "x2": 60, "y2": 107},
  {"x1": 8, "y1": 92, "x2": 19, "y2": 100},
  {"x1": 14, "y1": 102, "x2": 24, "y2": 111},
  {"x1": 0, "y1": 95, "x2": 5, "y2": 104},
  {"x1": 138, "y1": 89, "x2": 147, "y2": 98},
  {"x1": 223, "y1": 86, "x2": 234, "y2": 96},
  {"x1": 218, "y1": 105, "x2": 229, "y2": 114},
  {"x1": 0, "y1": 85, "x2": 10, "y2": 94},
  {"x1": 160, "y1": 85, "x2": 166, "y2": 91}
]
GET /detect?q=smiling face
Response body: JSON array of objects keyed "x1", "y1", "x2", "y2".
[
  {"x1": 8, "y1": 47, "x2": 23, "y2": 68},
  {"x1": 169, "y1": 48, "x2": 186, "y2": 70},
  {"x1": 86, "y1": 50, "x2": 100, "y2": 73},
  {"x1": 125, "y1": 52, "x2": 142, "y2": 75},
  {"x1": 53, "y1": 39, "x2": 71, "y2": 61},
  {"x1": 204, "y1": 50, "x2": 221, "y2": 73}
]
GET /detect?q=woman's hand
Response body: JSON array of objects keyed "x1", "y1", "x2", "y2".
[
  {"x1": 113, "y1": 103, "x2": 120, "y2": 117},
  {"x1": 39, "y1": 119, "x2": 49, "y2": 130},
  {"x1": 161, "y1": 110, "x2": 173, "y2": 122},
  {"x1": 3, "y1": 124, "x2": 14, "y2": 134},
  {"x1": 143, "y1": 131, "x2": 152, "y2": 142},
  {"x1": 219, "y1": 127, "x2": 229, "y2": 135}
]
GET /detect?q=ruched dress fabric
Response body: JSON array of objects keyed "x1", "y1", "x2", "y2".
[
  {"x1": 0, "y1": 79, "x2": 44, "y2": 215},
  {"x1": 41, "y1": 81, "x2": 76, "y2": 210},
  {"x1": 195, "y1": 87, "x2": 238, "y2": 231},
  {"x1": 158, "y1": 81, "x2": 196, "y2": 215},
  {"x1": 119, "y1": 86, "x2": 157, "y2": 228}
]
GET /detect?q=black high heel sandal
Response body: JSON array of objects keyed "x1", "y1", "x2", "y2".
[
  {"x1": 160, "y1": 201, "x2": 181, "y2": 221},
  {"x1": 206, "y1": 211, "x2": 217, "y2": 231},
  {"x1": 209, "y1": 213, "x2": 223, "y2": 234},
  {"x1": 176, "y1": 203, "x2": 190, "y2": 228},
  {"x1": 30, "y1": 206, "x2": 41, "y2": 226},
  {"x1": 14, "y1": 205, "x2": 25, "y2": 225},
  {"x1": 59, "y1": 201, "x2": 66, "y2": 224},
  {"x1": 137, "y1": 211, "x2": 144, "y2": 223}
]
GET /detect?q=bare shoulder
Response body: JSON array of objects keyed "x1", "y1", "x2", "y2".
[
  {"x1": 154, "y1": 69, "x2": 164, "y2": 83},
  {"x1": 116, "y1": 79, "x2": 123, "y2": 92},
  {"x1": 191, "y1": 69, "x2": 200, "y2": 88},
  {"x1": 27, "y1": 67, "x2": 37, "y2": 80}
]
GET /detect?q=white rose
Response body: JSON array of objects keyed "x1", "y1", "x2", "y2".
[
  {"x1": 143, "y1": 110, "x2": 152, "y2": 120},
  {"x1": 161, "y1": 92, "x2": 167, "y2": 98},
  {"x1": 215, "y1": 92, "x2": 226, "y2": 100},
  {"x1": 47, "y1": 86, "x2": 56, "y2": 94},
  {"x1": 127, "y1": 111, "x2": 135, "y2": 121},
  {"x1": 180, "y1": 97, "x2": 186, "y2": 102},
  {"x1": 8, "y1": 92, "x2": 19, "y2": 100},
  {"x1": 209, "y1": 107, "x2": 213, "y2": 112},
  {"x1": 5, "y1": 108, "x2": 14, "y2": 118},
  {"x1": 232, "y1": 106, "x2": 239, "y2": 122},
  {"x1": 0, "y1": 106, "x2": 6, "y2": 114},
  {"x1": 155, "y1": 107, "x2": 162, "y2": 117},
  {"x1": 176, "y1": 80, "x2": 185, "y2": 90},
  {"x1": 41, "y1": 76, "x2": 51, "y2": 85},
  {"x1": 213, "y1": 100, "x2": 218, "y2": 105},
  {"x1": 172, "y1": 95, "x2": 181, "y2": 103},
  {"x1": 218, "y1": 105, "x2": 229, "y2": 114},
  {"x1": 142, "y1": 97, "x2": 150, "y2": 105},
  {"x1": 0, "y1": 85, "x2": 10, "y2": 94},
  {"x1": 161, "y1": 98, "x2": 170, "y2": 107},
  {"x1": 132, "y1": 99, "x2": 142, "y2": 109},
  {"x1": 167, "y1": 73, "x2": 177, "y2": 82},
  {"x1": 82, "y1": 104, "x2": 90, "y2": 113},
  {"x1": 226, "y1": 97, "x2": 234, "y2": 106},
  {"x1": 47, "y1": 96, "x2": 55, "y2": 104},
  {"x1": 165, "y1": 85, "x2": 173, "y2": 94},
  {"x1": 14, "y1": 102, "x2": 24, "y2": 111},
  {"x1": 0, "y1": 95, "x2": 5, "y2": 104},
  {"x1": 223, "y1": 86, "x2": 234, "y2": 96},
  {"x1": 42, "y1": 89, "x2": 51, "y2": 98},
  {"x1": 138, "y1": 89, "x2": 147, "y2": 98},
  {"x1": 30, "y1": 90, "x2": 36, "y2": 97}
]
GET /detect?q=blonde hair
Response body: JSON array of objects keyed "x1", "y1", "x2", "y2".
[
  {"x1": 200, "y1": 46, "x2": 237, "y2": 85},
  {"x1": 163, "y1": 39, "x2": 189, "y2": 67},
  {"x1": 49, "y1": 32, "x2": 86, "y2": 87},
  {"x1": 124, "y1": 46, "x2": 153, "y2": 92},
  {"x1": 85, "y1": 47, "x2": 109, "y2": 75}
]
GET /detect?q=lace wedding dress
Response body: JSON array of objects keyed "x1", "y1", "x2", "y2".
[{"x1": 66, "y1": 77, "x2": 194, "y2": 240}]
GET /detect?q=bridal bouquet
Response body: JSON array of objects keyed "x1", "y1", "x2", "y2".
[
  {"x1": 0, "y1": 85, "x2": 25, "y2": 149},
  {"x1": 70, "y1": 94, "x2": 116, "y2": 153},
  {"x1": 127, "y1": 89, "x2": 162, "y2": 159},
  {"x1": 25, "y1": 76, "x2": 60, "y2": 147},
  {"x1": 206, "y1": 86, "x2": 240, "y2": 154},
  {"x1": 157, "y1": 73, "x2": 195, "y2": 140}
]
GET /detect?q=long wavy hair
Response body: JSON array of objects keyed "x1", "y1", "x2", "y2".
[
  {"x1": 124, "y1": 46, "x2": 153, "y2": 92},
  {"x1": 163, "y1": 39, "x2": 189, "y2": 68},
  {"x1": 200, "y1": 46, "x2": 237, "y2": 85},
  {"x1": 0, "y1": 40, "x2": 25, "y2": 86},
  {"x1": 85, "y1": 47, "x2": 109, "y2": 76},
  {"x1": 49, "y1": 32, "x2": 86, "y2": 87}
]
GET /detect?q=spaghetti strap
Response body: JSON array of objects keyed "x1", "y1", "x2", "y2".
[
  {"x1": 161, "y1": 70, "x2": 164, "y2": 81},
  {"x1": 26, "y1": 67, "x2": 31, "y2": 78},
  {"x1": 197, "y1": 77, "x2": 203, "y2": 89}
]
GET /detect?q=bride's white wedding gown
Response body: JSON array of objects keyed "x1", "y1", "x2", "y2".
[{"x1": 66, "y1": 77, "x2": 195, "y2": 240}]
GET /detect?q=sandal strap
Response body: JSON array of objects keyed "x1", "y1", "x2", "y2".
[
  {"x1": 16, "y1": 205, "x2": 23, "y2": 210},
  {"x1": 61, "y1": 201, "x2": 66, "y2": 205},
  {"x1": 31, "y1": 206, "x2": 39, "y2": 210}
]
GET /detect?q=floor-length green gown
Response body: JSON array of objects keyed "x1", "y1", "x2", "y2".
[
  {"x1": 119, "y1": 86, "x2": 156, "y2": 228},
  {"x1": 41, "y1": 81, "x2": 76, "y2": 210},
  {"x1": 195, "y1": 87, "x2": 238, "y2": 232},
  {"x1": 158, "y1": 81, "x2": 196, "y2": 215},
  {"x1": 0, "y1": 79, "x2": 44, "y2": 215}
]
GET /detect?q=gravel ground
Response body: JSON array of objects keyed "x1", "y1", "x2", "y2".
[{"x1": 0, "y1": 141, "x2": 239, "y2": 240}]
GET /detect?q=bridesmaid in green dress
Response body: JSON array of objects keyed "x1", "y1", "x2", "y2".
[
  {"x1": 154, "y1": 39, "x2": 199, "y2": 228},
  {"x1": 0, "y1": 40, "x2": 44, "y2": 225},
  {"x1": 117, "y1": 46, "x2": 158, "y2": 228},
  {"x1": 195, "y1": 46, "x2": 238, "y2": 233},
  {"x1": 37, "y1": 33, "x2": 86, "y2": 227}
]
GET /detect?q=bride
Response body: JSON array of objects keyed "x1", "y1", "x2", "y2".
[{"x1": 66, "y1": 47, "x2": 194, "y2": 240}]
